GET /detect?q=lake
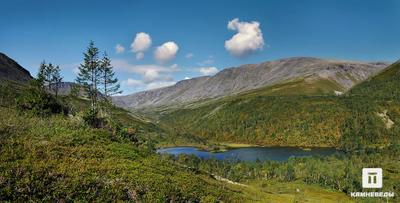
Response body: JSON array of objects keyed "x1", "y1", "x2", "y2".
[{"x1": 157, "y1": 146, "x2": 341, "y2": 162}]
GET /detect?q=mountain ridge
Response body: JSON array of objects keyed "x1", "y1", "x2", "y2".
[{"x1": 113, "y1": 57, "x2": 389, "y2": 109}]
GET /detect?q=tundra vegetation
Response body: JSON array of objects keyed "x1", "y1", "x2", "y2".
[{"x1": 0, "y1": 45, "x2": 399, "y2": 201}]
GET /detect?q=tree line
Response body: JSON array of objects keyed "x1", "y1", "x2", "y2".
[
  {"x1": 37, "y1": 41, "x2": 121, "y2": 105},
  {"x1": 16, "y1": 41, "x2": 121, "y2": 122}
]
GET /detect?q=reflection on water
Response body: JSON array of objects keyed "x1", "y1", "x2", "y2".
[{"x1": 157, "y1": 146, "x2": 341, "y2": 162}]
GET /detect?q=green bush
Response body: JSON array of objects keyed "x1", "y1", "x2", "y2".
[
  {"x1": 0, "y1": 81, "x2": 17, "y2": 107},
  {"x1": 16, "y1": 80, "x2": 68, "y2": 116},
  {"x1": 82, "y1": 108, "x2": 106, "y2": 128}
]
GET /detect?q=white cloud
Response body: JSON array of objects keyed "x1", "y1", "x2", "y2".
[
  {"x1": 198, "y1": 67, "x2": 218, "y2": 76},
  {"x1": 185, "y1": 53, "x2": 194, "y2": 58},
  {"x1": 131, "y1": 32, "x2": 152, "y2": 60},
  {"x1": 146, "y1": 81, "x2": 176, "y2": 90},
  {"x1": 115, "y1": 44, "x2": 125, "y2": 54},
  {"x1": 113, "y1": 59, "x2": 179, "y2": 92},
  {"x1": 122, "y1": 78, "x2": 143, "y2": 87},
  {"x1": 122, "y1": 79, "x2": 175, "y2": 91},
  {"x1": 184, "y1": 77, "x2": 191, "y2": 80},
  {"x1": 224, "y1": 18, "x2": 264, "y2": 57},
  {"x1": 154, "y1": 41, "x2": 179, "y2": 63}
]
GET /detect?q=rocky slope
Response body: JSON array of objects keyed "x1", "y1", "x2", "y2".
[
  {"x1": 113, "y1": 57, "x2": 389, "y2": 109},
  {"x1": 0, "y1": 52, "x2": 33, "y2": 83}
]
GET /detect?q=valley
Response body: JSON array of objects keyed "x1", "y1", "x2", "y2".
[
  {"x1": 0, "y1": 52, "x2": 399, "y2": 202},
  {"x1": 2, "y1": 1, "x2": 399, "y2": 202}
]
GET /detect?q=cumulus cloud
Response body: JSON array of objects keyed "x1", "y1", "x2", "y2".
[
  {"x1": 131, "y1": 32, "x2": 152, "y2": 60},
  {"x1": 198, "y1": 67, "x2": 218, "y2": 76},
  {"x1": 113, "y1": 59, "x2": 178, "y2": 91},
  {"x1": 146, "y1": 81, "x2": 176, "y2": 90},
  {"x1": 185, "y1": 53, "x2": 194, "y2": 58},
  {"x1": 122, "y1": 78, "x2": 143, "y2": 88},
  {"x1": 154, "y1": 41, "x2": 179, "y2": 63},
  {"x1": 122, "y1": 78, "x2": 175, "y2": 91},
  {"x1": 224, "y1": 18, "x2": 264, "y2": 57},
  {"x1": 115, "y1": 44, "x2": 125, "y2": 54}
]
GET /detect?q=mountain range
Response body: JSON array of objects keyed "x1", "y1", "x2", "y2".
[{"x1": 113, "y1": 57, "x2": 389, "y2": 109}]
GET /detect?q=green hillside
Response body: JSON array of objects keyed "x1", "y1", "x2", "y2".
[
  {"x1": 349, "y1": 60, "x2": 400, "y2": 98},
  {"x1": 236, "y1": 77, "x2": 345, "y2": 97},
  {"x1": 1, "y1": 57, "x2": 399, "y2": 201},
  {"x1": 0, "y1": 78, "x2": 363, "y2": 202},
  {"x1": 154, "y1": 61, "x2": 400, "y2": 151},
  {"x1": 0, "y1": 82, "x2": 247, "y2": 202}
]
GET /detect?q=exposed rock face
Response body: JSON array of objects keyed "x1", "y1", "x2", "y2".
[
  {"x1": 0, "y1": 52, "x2": 33, "y2": 83},
  {"x1": 113, "y1": 57, "x2": 389, "y2": 109}
]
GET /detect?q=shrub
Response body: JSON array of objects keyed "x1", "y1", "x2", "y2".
[
  {"x1": 82, "y1": 108, "x2": 106, "y2": 128},
  {"x1": 0, "y1": 82, "x2": 16, "y2": 107},
  {"x1": 16, "y1": 80, "x2": 68, "y2": 117}
]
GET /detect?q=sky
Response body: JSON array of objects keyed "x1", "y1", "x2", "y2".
[{"x1": 1, "y1": 0, "x2": 400, "y2": 95}]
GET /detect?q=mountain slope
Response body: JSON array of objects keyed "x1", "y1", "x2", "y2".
[
  {"x1": 114, "y1": 57, "x2": 388, "y2": 109},
  {"x1": 348, "y1": 60, "x2": 400, "y2": 98},
  {"x1": 150, "y1": 60, "x2": 400, "y2": 150},
  {"x1": 0, "y1": 52, "x2": 33, "y2": 83}
]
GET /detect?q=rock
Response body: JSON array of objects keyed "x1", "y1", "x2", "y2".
[{"x1": 0, "y1": 52, "x2": 33, "y2": 83}]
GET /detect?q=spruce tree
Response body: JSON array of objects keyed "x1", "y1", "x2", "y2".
[
  {"x1": 100, "y1": 52, "x2": 122, "y2": 102},
  {"x1": 76, "y1": 41, "x2": 101, "y2": 110},
  {"x1": 37, "y1": 62, "x2": 63, "y2": 98},
  {"x1": 46, "y1": 63, "x2": 55, "y2": 88},
  {"x1": 51, "y1": 65, "x2": 62, "y2": 98},
  {"x1": 37, "y1": 60, "x2": 47, "y2": 87}
]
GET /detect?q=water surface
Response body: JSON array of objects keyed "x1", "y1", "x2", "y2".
[{"x1": 157, "y1": 146, "x2": 340, "y2": 162}]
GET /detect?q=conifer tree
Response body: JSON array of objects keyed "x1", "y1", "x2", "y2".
[
  {"x1": 100, "y1": 52, "x2": 122, "y2": 102},
  {"x1": 36, "y1": 62, "x2": 63, "y2": 98},
  {"x1": 37, "y1": 61, "x2": 47, "y2": 87},
  {"x1": 76, "y1": 41, "x2": 101, "y2": 110},
  {"x1": 51, "y1": 65, "x2": 62, "y2": 98}
]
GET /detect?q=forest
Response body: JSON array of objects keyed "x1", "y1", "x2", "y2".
[{"x1": 156, "y1": 61, "x2": 400, "y2": 152}]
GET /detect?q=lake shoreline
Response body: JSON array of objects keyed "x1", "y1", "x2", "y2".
[
  {"x1": 157, "y1": 142, "x2": 340, "y2": 153},
  {"x1": 157, "y1": 146, "x2": 342, "y2": 162}
]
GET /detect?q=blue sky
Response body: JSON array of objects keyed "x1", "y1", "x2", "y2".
[{"x1": 1, "y1": 0, "x2": 399, "y2": 94}]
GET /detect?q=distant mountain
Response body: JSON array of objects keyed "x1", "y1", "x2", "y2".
[
  {"x1": 0, "y1": 52, "x2": 33, "y2": 83},
  {"x1": 55, "y1": 81, "x2": 103, "y2": 98},
  {"x1": 113, "y1": 57, "x2": 389, "y2": 109},
  {"x1": 56, "y1": 82, "x2": 76, "y2": 95},
  {"x1": 152, "y1": 59, "x2": 400, "y2": 148}
]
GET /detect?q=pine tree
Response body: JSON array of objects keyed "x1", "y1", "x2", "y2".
[
  {"x1": 76, "y1": 41, "x2": 101, "y2": 110},
  {"x1": 37, "y1": 62, "x2": 63, "y2": 98},
  {"x1": 45, "y1": 63, "x2": 55, "y2": 88},
  {"x1": 37, "y1": 61, "x2": 47, "y2": 87},
  {"x1": 100, "y1": 52, "x2": 122, "y2": 102},
  {"x1": 51, "y1": 65, "x2": 63, "y2": 98}
]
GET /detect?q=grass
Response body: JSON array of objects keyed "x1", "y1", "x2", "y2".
[
  {"x1": 2, "y1": 60, "x2": 399, "y2": 201},
  {"x1": 2, "y1": 105, "x2": 372, "y2": 202},
  {"x1": 239, "y1": 180, "x2": 354, "y2": 203},
  {"x1": 0, "y1": 106, "x2": 248, "y2": 202}
]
